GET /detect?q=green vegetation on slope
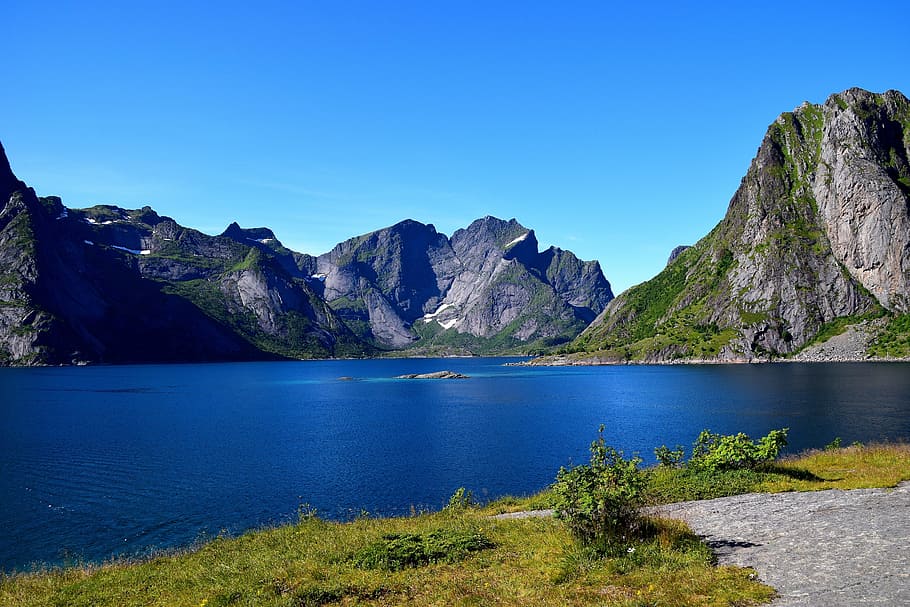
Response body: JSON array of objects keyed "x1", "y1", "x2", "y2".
[
  {"x1": 566, "y1": 243, "x2": 739, "y2": 361},
  {"x1": 868, "y1": 313, "x2": 910, "y2": 357}
]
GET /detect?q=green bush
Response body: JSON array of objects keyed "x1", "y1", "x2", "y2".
[
  {"x1": 351, "y1": 528, "x2": 494, "y2": 571},
  {"x1": 688, "y1": 428, "x2": 788, "y2": 472},
  {"x1": 553, "y1": 426, "x2": 646, "y2": 545},
  {"x1": 654, "y1": 445, "x2": 685, "y2": 467},
  {"x1": 443, "y1": 487, "x2": 476, "y2": 512}
]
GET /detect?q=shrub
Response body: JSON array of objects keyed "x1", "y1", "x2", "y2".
[
  {"x1": 443, "y1": 487, "x2": 475, "y2": 512},
  {"x1": 654, "y1": 445, "x2": 685, "y2": 467},
  {"x1": 688, "y1": 428, "x2": 788, "y2": 472},
  {"x1": 351, "y1": 528, "x2": 494, "y2": 571},
  {"x1": 553, "y1": 426, "x2": 645, "y2": 545}
]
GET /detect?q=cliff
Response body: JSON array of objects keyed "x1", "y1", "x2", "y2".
[{"x1": 566, "y1": 88, "x2": 910, "y2": 362}]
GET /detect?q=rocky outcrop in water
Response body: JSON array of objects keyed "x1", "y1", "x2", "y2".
[
  {"x1": 394, "y1": 370, "x2": 469, "y2": 379},
  {"x1": 569, "y1": 88, "x2": 910, "y2": 362}
]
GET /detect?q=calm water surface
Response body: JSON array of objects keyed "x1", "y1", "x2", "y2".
[{"x1": 2, "y1": 358, "x2": 910, "y2": 571}]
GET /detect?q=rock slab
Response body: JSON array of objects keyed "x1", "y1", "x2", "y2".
[{"x1": 659, "y1": 482, "x2": 910, "y2": 606}]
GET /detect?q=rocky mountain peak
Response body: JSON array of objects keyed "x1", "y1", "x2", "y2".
[
  {"x1": 221, "y1": 222, "x2": 278, "y2": 244},
  {"x1": 0, "y1": 142, "x2": 26, "y2": 201}
]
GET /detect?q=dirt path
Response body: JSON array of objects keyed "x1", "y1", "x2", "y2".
[{"x1": 659, "y1": 482, "x2": 910, "y2": 606}]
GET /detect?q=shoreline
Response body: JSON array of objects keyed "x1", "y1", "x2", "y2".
[{"x1": 519, "y1": 354, "x2": 910, "y2": 367}]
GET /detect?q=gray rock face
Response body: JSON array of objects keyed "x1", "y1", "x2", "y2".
[
  {"x1": 316, "y1": 215, "x2": 614, "y2": 352},
  {"x1": 813, "y1": 89, "x2": 910, "y2": 311},
  {"x1": 316, "y1": 219, "x2": 458, "y2": 348},
  {"x1": 576, "y1": 88, "x2": 909, "y2": 361}
]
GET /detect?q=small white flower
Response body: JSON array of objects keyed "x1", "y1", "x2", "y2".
[{"x1": 627, "y1": 547, "x2": 635, "y2": 553}]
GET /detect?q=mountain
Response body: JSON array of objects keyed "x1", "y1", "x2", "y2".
[
  {"x1": 315, "y1": 216, "x2": 613, "y2": 354},
  {"x1": 564, "y1": 88, "x2": 910, "y2": 363},
  {"x1": 0, "y1": 143, "x2": 611, "y2": 364},
  {"x1": 0, "y1": 146, "x2": 368, "y2": 365}
]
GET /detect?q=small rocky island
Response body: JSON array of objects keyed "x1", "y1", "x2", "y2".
[{"x1": 395, "y1": 371, "x2": 469, "y2": 379}]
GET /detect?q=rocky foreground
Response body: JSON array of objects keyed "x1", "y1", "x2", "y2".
[{"x1": 660, "y1": 482, "x2": 910, "y2": 606}]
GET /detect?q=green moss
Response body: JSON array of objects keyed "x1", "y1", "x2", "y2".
[{"x1": 739, "y1": 309, "x2": 769, "y2": 325}]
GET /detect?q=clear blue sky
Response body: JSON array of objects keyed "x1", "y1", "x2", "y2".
[{"x1": 3, "y1": 1, "x2": 908, "y2": 293}]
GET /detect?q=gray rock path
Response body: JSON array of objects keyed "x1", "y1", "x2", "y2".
[{"x1": 659, "y1": 482, "x2": 910, "y2": 606}]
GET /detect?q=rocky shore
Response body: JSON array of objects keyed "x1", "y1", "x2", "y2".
[{"x1": 523, "y1": 319, "x2": 910, "y2": 366}]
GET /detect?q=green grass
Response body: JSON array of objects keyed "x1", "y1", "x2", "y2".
[
  {"x1": 0, "y1": 510, "x2": 772, "y2": 607},
  {"x1": 645, "y1": 442, "x2": 910, "y2": 504},
  {"x1": 4, "y1": 444, "x2": 908, "y2": 607},
  {"x1": 868, "y1": 313, "x2": 910, "y2": 357}
]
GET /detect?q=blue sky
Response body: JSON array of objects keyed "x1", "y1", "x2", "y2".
[{"x1": 3, "y1": 1, "x2": 909, "y2": 293}]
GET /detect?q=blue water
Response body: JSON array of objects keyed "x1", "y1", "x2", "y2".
[{"x1": 2, "y1": 358, "x2": 910, "y2": 572}]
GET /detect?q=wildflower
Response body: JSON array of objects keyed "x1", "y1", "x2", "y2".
[{"x1": 627, "y1": 547, "x2": 635, "y2": 553}]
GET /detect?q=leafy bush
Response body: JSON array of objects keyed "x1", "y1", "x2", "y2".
[
  {"x1": 654, "y1": 445, "x2": 685, "y2": 467},
  {"x1": 443, "y1": 487, "x2": 476, "y2": 512},
  {"x1": 688, "y1": 428, "x2": 788, "y2": 472},
  {"x1": 553, "y1": 426, "x2": 646, "y2": 545},
  {"x1": 351, "y1": 528, "x2": 494, "y2": 571}
]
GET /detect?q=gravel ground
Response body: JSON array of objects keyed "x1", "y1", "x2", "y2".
[{"x1": 659, "y1": 482, "x2": 910, "y2": 606}]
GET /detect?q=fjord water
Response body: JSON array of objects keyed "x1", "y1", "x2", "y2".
[{"x1": 2, "y1": 359, "x2": 910, "y2": 572}]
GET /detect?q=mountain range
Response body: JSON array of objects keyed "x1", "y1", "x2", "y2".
[
  {"x1": 5, "y1": 86, "x2": 910, "y2": 366},
  {"x1": 0, "y1": 146, "x2": 612, "y2": 365}
]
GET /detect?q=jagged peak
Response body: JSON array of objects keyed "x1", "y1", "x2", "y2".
[
  {"x1": 822, "y1": 87, "x2": 910, "y2": 113},
  {"x1": 387, "y1": 218, "x2": 437, "y2": 234},
  {"x1": 452, "y1": 216, "x2": 529, "y2": 249},
  {"x1": 465, "y1": 215, "x2": 524, "y2": 231},
  {"x1": 0, "y1": 141, "x2": 26, "y2": 200},
  {"x1": 221, "y1": 222, "x2": 277, "y2": 243}
]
